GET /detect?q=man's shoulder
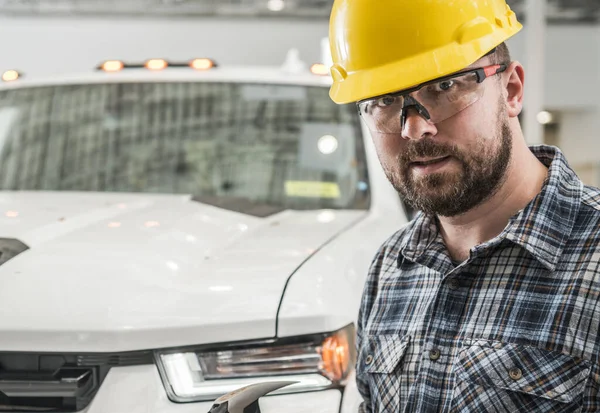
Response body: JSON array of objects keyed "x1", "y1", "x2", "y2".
[
  {"x1": 581, "y1": 184, "x2": 600, "y2": 213},
  {"x1": 577, "y1": 185, "x2": 600, "y2": 233},
  {"x1": 568, "y1": 184, "x2": 600, "y2": 246}
]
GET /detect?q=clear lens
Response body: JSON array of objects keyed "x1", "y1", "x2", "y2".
[
  {"x1": 359, "y1": 71, "x2": 484, "y2": 134},
  {"x1": 157, "y1": 325, "x2": 355, "y2": 402},
  {"x1": 414, "y1": 72, "x2": 480, "y2": 107},
  {"x1": 199, "y1": 343, "x2": 322, "y2": 379}
]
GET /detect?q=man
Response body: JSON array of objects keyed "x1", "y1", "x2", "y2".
[{"x1": 328, "y1": 0, "x2": 600, "y2": 412}]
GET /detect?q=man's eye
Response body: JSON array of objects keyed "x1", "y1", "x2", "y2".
[
  {"x1": 376, "y1": 96, "x2": 397, "y2": 107},
  {"x1": 437, "y1": 80, "x2": 455, "y2": 91}
]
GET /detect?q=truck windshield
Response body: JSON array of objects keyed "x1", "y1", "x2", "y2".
[{"x1": 0, "y1": 82, "x2": 369, "y2": 214}]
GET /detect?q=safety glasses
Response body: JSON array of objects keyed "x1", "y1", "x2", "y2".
[{"x1": 357, "y1": 64, "x2": 507, "y2": 134}]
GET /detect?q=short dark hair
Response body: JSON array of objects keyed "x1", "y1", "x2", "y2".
[{"x1": 488, "y1": 42, "x2": 511, "y2": 65}]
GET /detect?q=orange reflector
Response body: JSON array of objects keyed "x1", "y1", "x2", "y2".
[
  {"x1": 310, "y1": 63, "x2": 329, "y2": 76},
  {"x1": 189, "y1": 58, "x2": 215, "y2": 71},
  {"x1": 319, "y1": 326, "x2": 354, "y2": 382},
  {"x1": 145, "y1": 59, "x2": 168, "y2": 71},
  {"x1": 101, "y1": 60, "x2": 124, "y2": 72},
  {"x1": 2, "y1": 70, "x2": 20, "y2": 82}
]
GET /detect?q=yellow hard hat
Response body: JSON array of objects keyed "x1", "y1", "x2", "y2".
[{"x1": 328, "y1": 0, "x2": 523, "y2": 104}]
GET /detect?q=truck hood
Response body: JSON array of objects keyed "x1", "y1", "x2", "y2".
[{"x1": 0, "y1": 192, "x2": 365, "y2": 352}]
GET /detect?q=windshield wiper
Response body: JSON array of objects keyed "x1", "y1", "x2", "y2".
[
  {"x1": 192, "y1": 195, "x2": 287, "y2": 218},
  {"x1": 0, "y1": 405, "x2": 55, "y2": 412}
]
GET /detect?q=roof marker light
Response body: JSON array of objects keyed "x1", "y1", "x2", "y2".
[
  {"x1": 310, "y1": 63, "x2": 329, "y2": 76},
  {"x1": 145, "y1": 59, "x2": 168, "y2": 71},
  {"x1": 2, "y1": 70, "x2": 20, "y2": 82},
  {"x1": 189, "y1": 58, "x2": 215, "y2": 71},
  {"x1": 100, "y1": 60, "x2": 124, "y2": 72}
]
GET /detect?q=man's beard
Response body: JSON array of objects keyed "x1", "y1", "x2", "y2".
[{"x1": 383, "y1": 119, "x2": 513, "y2": 217}]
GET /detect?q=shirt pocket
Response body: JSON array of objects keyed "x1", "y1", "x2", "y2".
[
  {"x1": 451, "y1": 339, "x2": 591, "y2": 413},
  {"x1": 357, "y1": 334, "x2": 410, "y2": 413}
]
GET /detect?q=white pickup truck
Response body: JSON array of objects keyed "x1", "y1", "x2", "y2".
[{"x1": 0, "y1": 53, "x2": 410, "y2": 413}]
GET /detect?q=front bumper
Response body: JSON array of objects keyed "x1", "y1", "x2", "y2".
[{"x1": 83, "y1": 365, "x2": 342, "y2": 413}]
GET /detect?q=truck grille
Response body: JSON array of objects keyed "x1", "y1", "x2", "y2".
[{"x1": 0, "y1": 351, "x2": 154, "y2": 411}]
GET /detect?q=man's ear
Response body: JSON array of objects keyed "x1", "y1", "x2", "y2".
[{"x1": 504, "y1": 61, "x2": 525, "y2": 118}]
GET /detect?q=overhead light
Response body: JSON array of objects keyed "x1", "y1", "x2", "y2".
[
  {"x1": 2, "y1": 70, "x2": 20, "y2": 82},
  {"x1": 145, "y1": 59, "x2": 168, "y2": 71},
  {"x1": 100, "y1": 60, "x2": 124, "y2": 72},
  {"x1": 189, "y1": 58, "x2": 215, "y2": 71},
  {"x1": 318, "y1": 135, "x2": 339, "y2": 155},
  {"x1": 267, "y1": 0, "x2": 285, "y2": 12},
  {"x1": 537, "y1": 111, "x2": 553, "y2": 125}
]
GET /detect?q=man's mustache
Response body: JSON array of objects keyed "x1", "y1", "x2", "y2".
[{"x1": 399, "y1": 139, "x2": 461, "y2": 164}]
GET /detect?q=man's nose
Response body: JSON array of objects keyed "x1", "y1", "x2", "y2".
[{"x1": 401, "y1": 107, "x2": 437, "y2": 140}]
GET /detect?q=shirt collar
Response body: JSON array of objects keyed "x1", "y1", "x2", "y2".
[
  {"x1": 399, "y1": 145, "x2": 582, "y2": 272},
  {"x1": 503, "y1": 145, "x2": 582, "y2": 271}
]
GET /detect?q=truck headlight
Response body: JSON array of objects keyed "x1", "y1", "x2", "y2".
[{"x1": 156, "y1": 324, "x2": 355, "y2": 402}]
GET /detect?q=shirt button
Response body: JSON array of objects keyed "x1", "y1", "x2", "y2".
[
  {"x1": 365, "y1": 355, "x2": 374, "y2": 365},
  {"x1": 509, "y1": 367, "x2": 523, "y2": 381},
  {"x1": 448, "y1": 279, "x2": 461, "y2": 291},
  {"x1": 429, "y1": 348, "x2": 441, "y2": 361}
]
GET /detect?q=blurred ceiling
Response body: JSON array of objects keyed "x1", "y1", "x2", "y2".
[
  {"x1": 0, "y1": 0, "x2": 598, "y2": 23},
  {"x1": 509, "y1": 0, "x2": 600, "y2": 23}
]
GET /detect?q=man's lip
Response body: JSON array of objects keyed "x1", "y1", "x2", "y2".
[{"x1": 410, "y1": 156, "x2": 451, "y2": 166}]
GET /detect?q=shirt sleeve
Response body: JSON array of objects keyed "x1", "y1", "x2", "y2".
[{"x1": 356, "y1": 243, "x2": 387, "y2": 413}]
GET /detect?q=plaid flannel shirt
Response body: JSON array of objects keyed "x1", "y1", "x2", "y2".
[{"x1": 357, "y1": 145, "x2": 600, "y2": 412}]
